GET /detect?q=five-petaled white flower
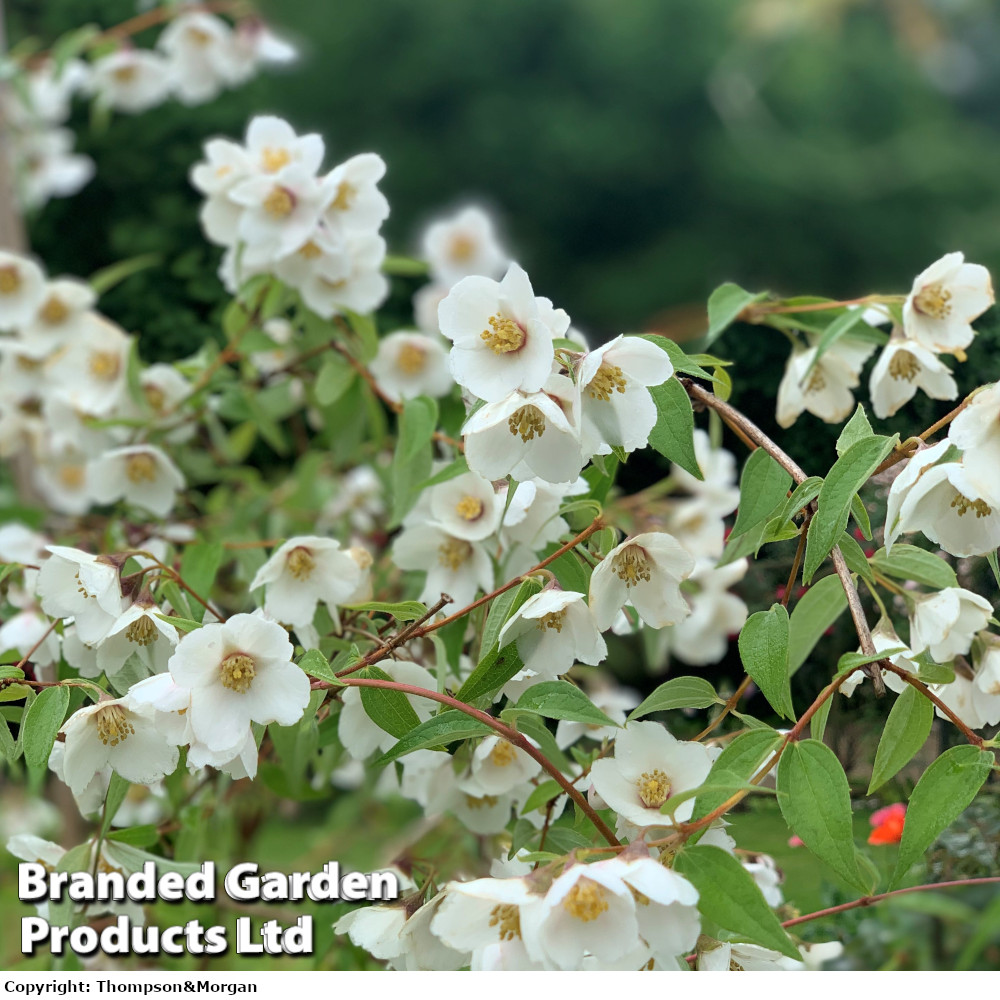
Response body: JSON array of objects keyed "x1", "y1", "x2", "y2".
[
  {"x1": 776, "y1": 335, "x2": 875, "y2": 428},
  {"x1": 908, "y1": 587, "x2": 993, "y2": 663},
  {"x1": 369, "y1": 330, "x2": 453, "y2": 403},
  {"x1": 869, "y1": 338, "x2": 957, "y2": 419},
  {"x1": 948, "y1": 382, "x2": 1000, "y2": 504},
  {"x1": 422, "y1": 205, "x2": 508, "y2": 287},
  {"x1": 87, "y1": 445, "x2": 185, "y2": 518}
]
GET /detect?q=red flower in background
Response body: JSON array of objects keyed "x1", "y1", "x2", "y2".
[{"x1": 868, "y1": 802, "x2": 906, "y2": 845}]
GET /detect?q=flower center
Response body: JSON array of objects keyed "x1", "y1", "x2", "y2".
[
  {"x1": 396, "y1": 342, "x2": 427, "y2": 375},
  {"x1": 0, "y1": 266, "x2": 22, "y2": 295},
  {"x1": 454, "y1": 495, "x2": 484, "y2": 521},
  {"x1": 464, "y1": 793, "x2": 499, "y2": 810},
  {"x1": 488, "y1": 903, "x2": 521, "y2": 941},
  {"x1": 39, "y1": 296, "x2": 69, "y2": 325},
  {"x1": 636, "y1": 768, "x2": 671, "y2": 808},
  {"x1": 611, "y1": 545, "x2": 652, "y2": 587},
  {"x1": 89, "y1": 351, "x2": 121, "y2": 381},
  {"x1": 60, "y1": 465, "x2": 85, "y2": 489},
  {"x1": 261, "y1": 147, "x2": 291, "y2": 173},
  {"x1": 112, "y1": 65, "x2": 138, "y2": 83},
  {"x1": 805, "y1": 367, "x2": 826, "y2": 393},
  {"x1": 450, "y1": 234, "x2": 476, "y2": 262},
  {"x1": 562, "y1": 879, "x2": 609, "y2": 922},
  {"x1": 125, "y1": 453, "x2": 158, "y2": 484},
  {"x1": 507, "y1": 405, "x2": 546, "y2": 442},
  {"x1": 488, "y1": 740, "x2": 517, "y2": 767},
  {"x1": 951, "y1": 491, "x2": 992, "y2": 518},
  {"x1": 143, "y1": 384, "x2": 166, "y2": 413},
  {"x1": 298, "y1": 240, "x2": 323, "y2": 259},
  {"x1": 96, "y1": 705, "x2": 135, "y2": 747},
  {"x1": 125, "y1": 614, "x2": 158, "y2": 646},
  {"x1": 587, "y1": 362, "x2": 627, "y2": 401},
  {"x1": 220, "y1": 652, "x2": 256, "y2": 693},
  {"x1": 537, "y1": 610, "x2": 566, "y2": 632},
  {"x1": 480, "y1": 314, "x2": 526, "y2": 355},
  {"x1": 438, "y1": 537, "x2": 472, "y2": 570},
  {"x1": 187, "y1": 26, "x2": 213, "y2": 46},
  {"x1": 914, "y1": 282, "x2": 952, "y2": 319},
  {"x1": 330, "y1": 181, "x2": 356, "y2": 212},
  {"x1": 264, "y1": 186, "x2": 295, "y2": 218},
  {"x1": 888, "y1": 349, "x2": 920, "y2": 382},
  {"x1": 286, "y1": 546, "x2": 315, "y2": 580},
  {"x1": 16, "y1": 356, "x2": 43, "y2": 372}
]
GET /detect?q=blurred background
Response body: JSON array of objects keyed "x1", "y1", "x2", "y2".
[{"x1": 3, "y1": 0, "x2": 1000, "y2": 971}]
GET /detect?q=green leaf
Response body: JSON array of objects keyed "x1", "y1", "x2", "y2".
[
  {"x1": 520, "y1": 779, "x2": 564, "y2": 815},
  {"x1": 890, "y1": 746, "x2": 995, "y2": 888},
  {"x1": 100, "y1": 773, "x2": 131, "y2": 838},
  {"x1": 397, "y1": 396, "x2": 438, "y2": 464},
  {"x1": 344, "y1": 600, "x2": 428, "y2": 622},
  {"x1": 344, "y1": 309, "x2": 379, "y2": 362},
  {"x1": 481, "y1": 579, "x2": 542, "y2": 656},
  {"x1": 382, "y1": 254, "x2": 429, "y2": 277},
  {"x1": 836, "y1": 404, "x2": 874, "y2": 456},
  {"x1": 298, "y1": 649, "x2": 342, "y2": 684},
  {"x1": 738, "y1": 604, "x2": 794, "y2": 720},
  {"x1": 155, "y1": 614, "x2": 201, "y2": 634},
  {"x1": 704, "y1": 283, "x2": 768, "y2": 347},
  {"x1": 691, "y1": 729, "x2": 782, "y2": 825},
  {"x1": 628, "y1": 676, "x2": 720, "y2": 720},
  {"x1": 315, "y1": 355, "x2": 355, "y2": 405},
  {"x1": 179, "y1": 542, "x2": 223, "y2": 623},
  {"x1": 417, "y1": 455, "x2": 469, "y2": 490},
  {"x1": 803, "y1": 434, "x2": 897, "y2": 582},
  {"x1": 639, "y1": 334, "x2": 713, "y2": 380},
  {"x1": 358, "y1": 666, "x2": 423, "y2": 739},
  {"x1": 0, "y1": 713, "x2": 14, "y2": 761},
  {"x1": 648, "y1": 378, "x2": 702, "y2": 480},
  {"x1": 674, "y1": 845, "x2": 800, "y2": 959},
  {"x1": 105, "y1": 825, "x2": 160, "y2": 848},
  {"x1": 89, "y1": 252, "x2": 161, "y2": 295},
  {"x1": 836, "y1": 648, "x2": 906, "y2": 676},
  {"x1": 870, "y1": 545, "x2": 958, "y2": 590},
  {"x1": 731, "y1": 450, "x2": 792, "y2": 539},
  {"x1": 455, "y1": 644, "x2": 526, "y2": 706},
  {"x1": 807, "y1": 312, "x2": 865, "y2": 374},
  {"x1": 837, "y1": 531, "x2": 874, "y2": 583},
  {"x1": 22, "y1": 685, "x2": 70, "y2": 771},
  {"x1": 868, "y1": 686, "x2": 934, "y2": 794},
  {"x1": 788, "y1": 574, "x2": 849, "y2": 674},
  {"x1": 777, "y1": 739, "x2": 867, "y2": 892},
  {"x1": 779, "y1": 476, "x2": 823, "y2": 523},
  {"x1": 374, "y1": 709, "x2": 494, "y2": 766},
  {"x1": 810, "y1": 696, "x2": 833, "y2": 742},
  {"x1": 508, "y1": 681, "x2": 617, "y2": 727}
]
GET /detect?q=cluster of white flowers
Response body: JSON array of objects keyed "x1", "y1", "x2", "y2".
[
  {"x1": 778, "y1": 252, "x2": 993, "y2": 427},
  {"x1": 2, "y1": 10, "x2": 294, "y2": 212},
  {"x1": 0, "y1": 250, "x2": 190, "y2": 517},
  {"x1": 192, "y1": 116, "x2": 389, "y2": 317}
]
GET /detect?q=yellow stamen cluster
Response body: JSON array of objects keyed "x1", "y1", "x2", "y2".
[
  {"x1": 612, "y1": 545, "x2": 652, "y2": 587},
  {"x1": 396, "y1": 342, "x2": 427, "y2": 375},
  {"x1": 187, "y1": 26, "x2": 213, "y2": 46},
  {"x1": 537, "y1": 610, "x2": 566, "y2": 633},
  {"x1": 636, "y1": 768, "x2": 671, "y2": 808},
  {"x1": 220, "y1": 652, "x2": 256, "y2": 693},
  {"x1": 60, "y1": 465, "x2": 85, "y2": 490},
  {"x1": 951, "y1": 492, "x2": 992, "y2": 518},
  {"x1": 125, "y1": 615, "x2": 158, "y2": 646},
  {"x1": 888, "y1": 350, "x2": 920, "y2": 381},
  {"x1": 39, "y1": 296, "x2": 69, "y2": 325},
  {"x1": 464, "y1": 794, "x2": 499, "y2": 810},
  {"x1": 508, "y1": 405, "x2": 545, "y2": 442},
  {"x1": 488, "y1": 904, "x2": 521, "y2": 941},
  {"x1": 455, "y1": 495, "x2": 484, "y2": 521},
  {"x1": 914, "y1": 282, "x2": 952, "y2": 319},
  {"x1": 449, "y1": 234, "x2": 476, "y2": 262},
  {"x1": 438, "y1": 538, "x2": 472, "y2": 570},
  {"x1": 298, "y1": 240, "x2": 323, "y2": 259},
  {"x1": 0, "y1": 266, "x2": 22, "y2": 294},
  {"x1": 331, "y1": 181, "x2": 356, "y2": 212},
  {"x1": 125, "y1": 453, "x2": 158, "y2": 484},
  {"x1": 16, "y1": 356, "x2": 42, "y2": 373},
  {"x1": 89, "y1": 351, "x2": 121, "y2": 381},
  {"x1": 805, "y1": 367, "x2": 826, "y2": 394},
  {"x1": 286, "y1": 546, "x2": 316, "y2": 580},
  {"x1": 488, "y1": 740, "x2": 517, "y2": 768},
  {"x1": 144, "y1": 384, "x2": 167, "y2": 413},
  {"x1": 562, "y1": 880, "x2": 609, "y2": 923},
  {"x1": 261, "y1": 147, "x2": 291, "y2": 173},
  {"x1": 112, "y1": 65, "x2": 138, "y2": 83},
  {"x1": 587, "y1": 363, "x2": 627, "y2": 401},
  {"x1": 264, "y1": 186, "x2": 295, "y2": 218},
  {"x1": 96, "y1": 705, "x2": 135, "y2": 747},
  {"x1": 481, "y1": 315, "x2": 525, "y2": 355}
]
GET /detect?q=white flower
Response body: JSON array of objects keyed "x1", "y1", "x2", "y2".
[
  {"x1": 422, "y1": 205, "x2": 508, "y2": 286},
  {"x1": 555, "y1": 680, "x2": 639, "y2": 749},
  {"x1": 426, "y1": 471, "x2": 504, "y2": 542},
  {"x1": 463, "y1": 375, "x2": 585, "y2": 485},
  {"x1": 902, "y1": 252, "x2": 993, "y2": 356},
  {"x1": 167, "y1": 613, "x2": 309, "y2": 751},
  {"x1": 464, "y1": 736, "x2": 540, "y2": 796},
  {"x1": 520, "y1": 860, "x2": 638, "y2": 970},
  {"x1": 0, "y1": 612, "x2": 60, "y2": 676},
  {"x1": 0, "y1": 251, "x2": 45, "y2": 329},
  {"x1": 497, "y1": 589, "x2": 607, "y2": 694},
  {"x1": 334, "y1": 905, "x2": 408, "y2": 962},
  {"x1": 93, "y1": 598, "x2": 179, "y2": 678},
  {"x1": 17, "y1": 278, "x2": 96, "y2": 355},
  {"x1": 413, "y1": 282, "x2": 448, "y2": 334},
  {"x1": 589, "y1": 531, "x2": 694, "y2": 631},
  {"x1": 929, "y1": 645, "x2": 1000, "y2": 729},
  {"x1": 590, "y1": 721, "x2": 715, "y2": 828},
  {"x1": 295, "y1": 232, "x2": 389, "y2": 318},
  {"x1": 909, "y1": 588, "x2": 992, "y2": 662},
  {"x1": 776, "y1": 335, "x2": 876, "y2": 428},
  {"x1": 616, "y1": 854, "x2": 701, "y2": 961},
  {"x1": 158, "y1": 12, "x2": 239, "y2": 106},
  {"x1": 669, "y1": 558, "x2": 748, "y2": 666},
  {"x1": 90, "y1": 50, "x2": 172, "y2": 114},
  {"x1": 46, "y1": 314, "x2": 131, "y2": 416},
  {"x1": 577, "y1": 335, "x2": 673, "y2": 455},
  {"x1": 369, "y1": 330, "x2": 452, "y2": 402},
  {"x1": 250, "y1": 536, "x2": 362, "y2": 628},
  {"x1": 320, "y1": 465, "x2": 384, "y2": 534},
  {"x1": 671, "y1": 429, "x2": 740, "y2": 517},
  {"x1": 439, "y1": 262, "x2": 568, "y2": 402},
  {"x1": 869, "y1": 338, "x2": 958, "y2": 420},
  {"x1": 450, "y1": 788, "x2": 515, "y2": 835},
  {"x1": 0, "y1": 522, "x2": 49, "y2": 564},
  {"x1": 948, "y1": 382, "x2": 1000, "y2": 504},
  {"x1": 15, "y1": 126, "x2": 94, "y2": 211},
  {"x1": 743, "y1": 854, "x2": 783, "y2": 908},
  {"x1": 392, "y1": 523, "x2": 493, "y2": 609},
  {"x1": 36, "y1": 546, "x2": 124, "y2": 645},
  {"x1": 87, "y1": 445, "x2": 185, "y2": 518},
  {"x1": 32, "y1": 449, "x2": 94, "y2": 516},
  {"x1": 390, "y1": 894, "x2": 469, "y2": 971},
  {"x1": 58, "y1": 696, "x2": 179, "y2": 795},
  {"x1": 697, "y1": 940, "x2": 802, "y2": 971},
  {"x1": 841, "y1": 619, "x2": 918, "y2": 697},
  {"x1": 499, "y1": 478, "x2": 583, "y2": 556},
  {"x1": 321, "y1": 153, "x2": 390, "y2": 234}
]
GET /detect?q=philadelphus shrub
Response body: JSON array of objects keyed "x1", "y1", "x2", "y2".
[{"x1": 3, "y1": 103, "x2": 1000, "y2": 976}]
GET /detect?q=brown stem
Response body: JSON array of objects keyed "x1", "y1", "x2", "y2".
[
  {"x1": 781, "y1": 526, "x2": 808, "y2": 608},
  {"x1": 873, "y1": 395, "x2": 974, "y2": 476},
  {"x1": 13, "y1": 619, "x2": 58, "y2": 672},
  {"x1": 331, "y1": 676, "x2": 620, "y2": 847}
]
